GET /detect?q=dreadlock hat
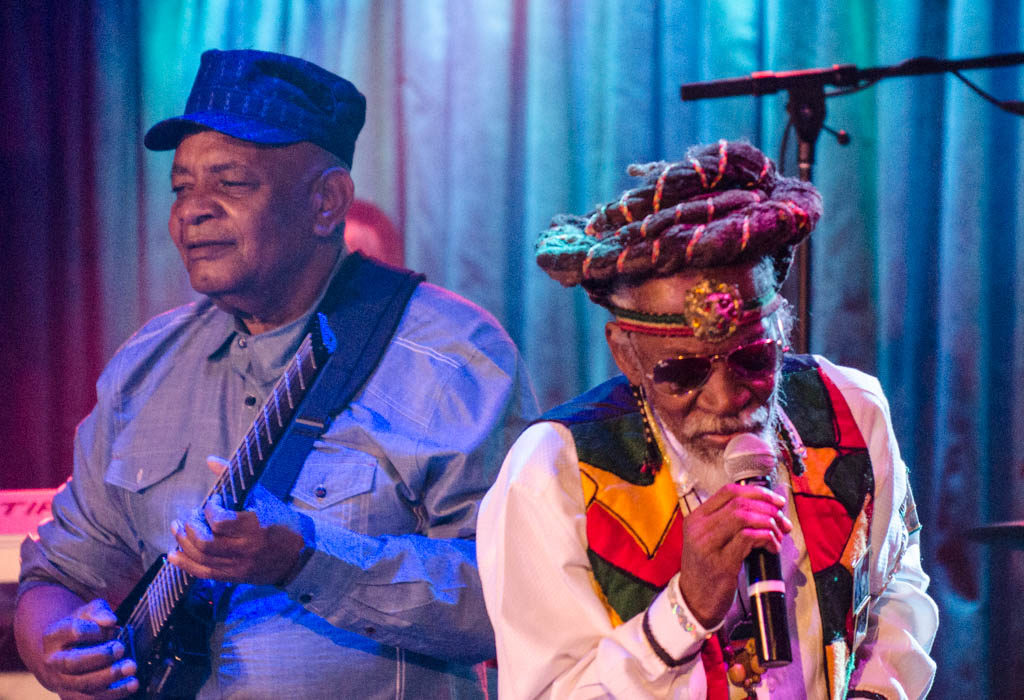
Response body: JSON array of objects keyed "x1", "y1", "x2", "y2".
[{"x1": 535, "y1": 140, "x2": 822, "y2": 340}]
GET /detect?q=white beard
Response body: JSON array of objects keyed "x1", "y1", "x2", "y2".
[
  {"x1": 676, "y1": 444, "x2": 733, "y2": 494},
  {"x1": 672, "y1": 396, "x2": 781, "y2": 495}
]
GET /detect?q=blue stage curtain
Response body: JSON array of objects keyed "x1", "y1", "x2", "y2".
[{"x1": 2, "y1": 1, "x2": 1021, "y2": 696}]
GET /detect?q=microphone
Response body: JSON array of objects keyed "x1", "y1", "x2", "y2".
[{"x1": 723, "y1": 434, "x2": 792, "y2": 667}]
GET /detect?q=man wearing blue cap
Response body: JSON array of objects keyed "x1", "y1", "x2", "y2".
[{"x1": 15, "y1": 50, "x2": 536, "y2": 698}]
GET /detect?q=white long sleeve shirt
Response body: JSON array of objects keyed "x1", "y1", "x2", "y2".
[{"x1": 478, "y1": 357, "x2": 938, "y2": 699}]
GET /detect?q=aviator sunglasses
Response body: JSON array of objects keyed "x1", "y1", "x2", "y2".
[{"x1": 645, "y1": 337, "x2": 785, "y2": 396}]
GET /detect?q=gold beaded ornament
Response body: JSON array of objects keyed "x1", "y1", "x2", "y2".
[{"x1": 607, "y1": 279, "x2": 782, "y2": 342}]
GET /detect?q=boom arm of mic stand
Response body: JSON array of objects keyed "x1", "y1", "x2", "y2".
[
  {"x1": 679, "y1": 64, "x2": 859, "y2": 100},
  {"x1": 679, "y1": 54, "x2": 1024, "y2": 102}
]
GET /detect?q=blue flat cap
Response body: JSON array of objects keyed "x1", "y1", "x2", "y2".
[{"x1": 145, "y1": 49, "x2": 366, "y2": 168}]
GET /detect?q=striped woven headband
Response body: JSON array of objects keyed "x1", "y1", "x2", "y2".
[{"x1": 606, "y1": 281, "x2": 781, "y2": 341}]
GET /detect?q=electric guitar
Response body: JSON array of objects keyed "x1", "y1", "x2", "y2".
[{"x1": 113, "y1": 314, "x2": 337, "y2": 698}]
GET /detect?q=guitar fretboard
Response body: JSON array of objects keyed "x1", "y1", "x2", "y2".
[{"x1": 117, "y1": 325, "x2": 331, "y2": 657}]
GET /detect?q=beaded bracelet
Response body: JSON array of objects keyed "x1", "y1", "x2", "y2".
[{"x1": 665, "y1": 575, "x2": 717, "y2": 639}]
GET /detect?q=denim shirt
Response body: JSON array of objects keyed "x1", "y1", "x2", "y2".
[{"x1": 20, "y1": 277, "x2": 538, "y2": 699}]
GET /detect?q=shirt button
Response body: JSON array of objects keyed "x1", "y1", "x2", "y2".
[
  {"x1": 237, "y1": 337, "x2": 248, "y2": 348},
  {"x1": 298, "y1": 593, "x2": 313, "y2": 604},
  {"x1": 314, "y1": 485, "x2": 327, "y2": 499},
  {"x1": 244, "y1": 395, "x2": 257, "y2": 406}
]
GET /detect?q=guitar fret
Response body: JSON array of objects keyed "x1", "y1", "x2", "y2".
[
  {"x1": 160, "y1": 573, "x2": 170, "y2": 624},
  {"x1": 244, "y1": 434, "x2": 254, "y2": 476},
  {"x1": 167, "y1": 569, "x2": 178, "y2": 611},
  {"x1": 226, "y1": 467, "x2": 237, "y2": 504},
  {"x1": 168, "y1": 570, "x2": 178, "y2": 613},
  {"x1": 262, "y1": 406, "x2": 274, "y2": 445},
  {"x1": 128, "y1": 593, "x2": 146, "y2": 631},
  {"x1": 154, "y1": 575, "x2": 163, "y2": 625},
  {"x1": 166, "y1": 573, "x2": 175, "y2": 620},
  {"x1": 150, "y1": 587, "x2": 158, "y2": 623},
  {"x1": 148, "y1": 583, "x2": 158, "y2": 637},
  {"x1": 159, "y1": 572, "x2": 170, "y2": 623},
  {"x1": 155, "y1": 576, "x2": 164, "y2": 627},
  {"x1": 284, "y1": 370, "x2": 294, "y2": 409},
  {"x1": 253, "y1": 427, "x2": 263, "y2": 461},
  {"x1": 235, "y1": 465, "x2": 247, "y2": 496},
  {"x1": 170, "y1": 567, "x2": 182, "y2": 601},
  {"x1": 273, "y1": 389, "x2": 283, "y2": 428}
]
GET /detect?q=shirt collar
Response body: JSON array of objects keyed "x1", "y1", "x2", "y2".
[{"x1": 202, "y1": 247, "x2": 349, "y2": 361}]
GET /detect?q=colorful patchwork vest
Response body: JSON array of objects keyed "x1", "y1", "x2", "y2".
[{"x1": 541, "y1": 355, "x2": 874, "y2": 699}]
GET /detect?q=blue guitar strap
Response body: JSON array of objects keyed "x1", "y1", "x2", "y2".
[{"x1": 259, "y1": 251, "x2": 424, "y2": 501}]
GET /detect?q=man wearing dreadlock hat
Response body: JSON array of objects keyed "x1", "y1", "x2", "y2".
[{"x1": 478, "y1": 141, "x2": 938, "y2": 699}]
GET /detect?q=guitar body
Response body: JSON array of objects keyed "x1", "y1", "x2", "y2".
[{"x1": 116, "y1": 557, "x2": 217, "y2": 699}]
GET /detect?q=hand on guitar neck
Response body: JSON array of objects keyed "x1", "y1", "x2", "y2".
[{"x1": 167, "y1": 455, "x2": 312, "y2": 586}]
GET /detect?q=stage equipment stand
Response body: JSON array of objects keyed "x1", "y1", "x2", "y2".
[{"x1": 679, "y1": 53, "x2": 1024, "y2": 354}]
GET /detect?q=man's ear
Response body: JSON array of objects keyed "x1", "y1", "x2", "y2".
[
  {"x1": 312, "y1": 166, "x2": 354, "y2": 238},
  {"x1": 605, "y1": 321, "x2": 646, "y2": 387}
]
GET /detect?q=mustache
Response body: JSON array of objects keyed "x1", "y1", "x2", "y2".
[{"x1": 680, "y1": 404, "x2": 772, "y2": 440}]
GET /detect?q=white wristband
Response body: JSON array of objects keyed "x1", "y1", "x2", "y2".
[{"x1": 665, "y1": 572, "x2": 721, "y2": 639}]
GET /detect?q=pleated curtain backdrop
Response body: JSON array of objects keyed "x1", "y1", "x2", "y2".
[{"x1": 2, "y1": 1, "x2": 1022, "y2": 696}]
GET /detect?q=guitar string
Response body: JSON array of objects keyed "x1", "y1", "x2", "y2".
[{"x1": 120, "y1": 335, "x2": 318, "y2": 636}]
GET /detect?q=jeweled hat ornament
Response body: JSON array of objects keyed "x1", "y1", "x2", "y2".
[
  {"x1": 535, "y1": 140, "x2": 822, "y2": 340},
  {"x1": 145, "y1": 49, "x2": 367, "y2": 170}
]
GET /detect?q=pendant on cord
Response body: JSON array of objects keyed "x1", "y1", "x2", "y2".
[{"x1": 723, "y1": 618, "x2": 764, "y2": 698}]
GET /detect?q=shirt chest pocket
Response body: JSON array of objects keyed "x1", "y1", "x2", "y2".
[
  {"x1": 105, "y1": 444, "x2": 204, "y2": 556},
  {"x1": 290, "y1": 444, "x2": 378, "y2": 514},
  {"x1": 106, "y1": 447, "x2": 189, "y2": 493}
]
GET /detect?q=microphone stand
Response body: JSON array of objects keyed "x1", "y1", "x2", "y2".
[
  {"x1": 786, "y1": 82, "x2": 825, "y2": 354},
  {"x1": 680, "y1": 53, "x2": 1024, "y2": 354}
]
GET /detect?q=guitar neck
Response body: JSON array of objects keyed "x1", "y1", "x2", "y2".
[
  {"x1": 116, "y1": 314, "x2": 336, "y2": 661},
  {"x1": 214, "y1": 329, "x2": 326, "y2": 510}
]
